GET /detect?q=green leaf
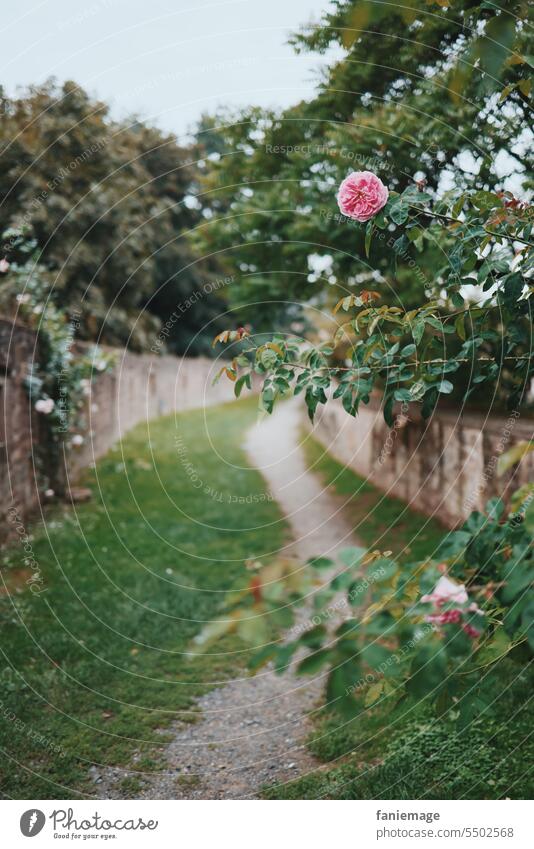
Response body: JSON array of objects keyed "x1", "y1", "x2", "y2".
[
  {"x1": 339, "y1": 546, "x2": 366, "y2": 568},
  {"x1": 273, "y1": 643, "x2": 299, "y2": 674},
  {"x1": 234, "y1": 373, "x2": 251, "y2": 398},
  {"x1": 412, "y1": 319, "x2": 425, "y2": 344},
  {"x1": 394, "y1": 388, "x2": 412, "y2": 402},
  {"x1": 501, "y1": 561, "x2": 533, "y2": 603},
  {"x1": 437, "y1": 380, "x2": 453, "y2": 394},
  {"x1": 365, "y1": 221, "x2": 374, "y2": 258},
  {"x1": 297, "y1": 649, "x2": 332, "y2": 675},
  {"x1": 383, "y1": 394, "x2": 395, "y2": 427},
  {"x1": 479, "y1": 15, "x2": 516, "y2": 83},
  {"x1": 497, "y1": 440, "x2": 533, "y2": 476},
  {"x1": 406, "y1": 640, "x2": 447, "y2": 700},
  {"x1": 454, "y1": 313, "x2": 466, "y2": 341},
  {"x1": 361, "y1": 644, "x2": 393, "y2": 670},
  {"x1": 326, "y1": 665, "x2": 358, "y2": 708},
  {"x1": 248, "y1": 645, "x2": 277, "y2": 671},
  {"x1": 452, "y1": 193, "x2": 466, "y2": 217},
  {"x1": 421, "y1": 387, "x2": 438, "y2": 419},
  {"x1": 308, "y1": 556, "x2": 335, "y2": 570},
  {"x1": 409, "y1": 380, "x2": 426, "y2": 401},
  {"x1": 503, "y1": 272, "x2": 524, "y2": 306},
  {"x1": 236, "y1": 615, "x2": 270, "y2": 648},
  {"x1": 389, "y1": 201, "x2": 409, "y2": 225},
  {"x1": 300, "y1": 625, "x2": 327, "y2": 648}
]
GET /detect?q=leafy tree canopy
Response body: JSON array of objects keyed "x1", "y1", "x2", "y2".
[{"x1": 0, "y1": 80, "x2": 228, "y2": 353}]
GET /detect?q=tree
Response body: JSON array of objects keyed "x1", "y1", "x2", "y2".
[{"x1": 0, "y1": 80, "x2": 228, "y2": 353}]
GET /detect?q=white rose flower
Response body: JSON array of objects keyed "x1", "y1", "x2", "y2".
[{"x1": 35, "y1": 398, "x2": 55, "y2": 414}]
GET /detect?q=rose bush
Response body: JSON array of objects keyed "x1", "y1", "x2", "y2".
[
  {"x1": 213, "y1": 174, "x2": 532, "y2": 425},
  {"x1": 206, "y1": 165, "x2": 533, "y2": 722},
  {"x1": 195, "y1": 486, "x2": 533, "y2": 723},
  {"x1": 0, "y1": 233, "x2": 115, "y2": 493}
]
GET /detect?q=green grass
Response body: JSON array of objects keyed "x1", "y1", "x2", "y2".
[
  {"x1": 300, "y1": 429, "x2": 446, "y2": 562},
  {"x1": 262, "y1": 432, "x2": 533, "y2": 800},
  {"x1": 0, "y1": 397, "x2": 287, "y2": 799},
  {"x1": 263, "y1": 663, "x2": 533, "y2": 800}
]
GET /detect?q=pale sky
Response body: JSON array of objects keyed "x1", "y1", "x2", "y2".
[{"x1": 1, "y1": 0, "x2": 337, "y2": 140}]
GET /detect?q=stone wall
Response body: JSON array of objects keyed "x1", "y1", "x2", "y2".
[
  {"x1": 0, "y1": 317, "x2": 234, "y2": 537},
  {"x1": 310, "y1": 394, "x2": 534, "y2": 527},
  {"x1": 3, "y1": 314, "x2": 533, "y2": 536},
  {"x1": 68, "y1": 348, "x2": 234, "y2": 474},
  {"x1": 0, "y1": 319, "x2": 40, "y2": 533}
]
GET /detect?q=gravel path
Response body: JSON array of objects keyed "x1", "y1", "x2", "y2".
[{"x1": 95, "y1": 400, "x2": 361, "y2": 799}]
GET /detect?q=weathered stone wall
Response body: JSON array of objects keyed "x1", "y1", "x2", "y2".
[
  {"x1": 310, "y1": 394, "x2": 534, "y2": 527},
  {"x1": 68, "y1": 349, "x2": 234, "y2": 474},
  {"x1": 0, "y1": 319, "x2": 40, "y2": 533},
  {"x1": 3, "y1": 315, "x2": 533, "y2": 536},
  {"x1": 0, "y1": 317, "x2": 234, "y2": 537}
]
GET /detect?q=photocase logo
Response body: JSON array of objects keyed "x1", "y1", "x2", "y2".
[{"x1": 20, "y1": 809, "x2": 46, "y2": 837}]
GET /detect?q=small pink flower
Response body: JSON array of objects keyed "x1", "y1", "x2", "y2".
[
  {"x1": 336, "y1": 170, "x2": 389, "y2": 222},
  {"x1": 426, "y1": 608, "x2": 463, "y2": 627},
  {"x1": 0, "y1": 258, "x2": 9, "y2": 273},
  {"x1": 420, "y1": 575, "x2": 484, "y2": 639},
  {"x1": 439, "y1": 609, "x2": 462, "y2": 625},
  {"x1": 421, "y1": 576, "x2": 468, "y2": 606}
]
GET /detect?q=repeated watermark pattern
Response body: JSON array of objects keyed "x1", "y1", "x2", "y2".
[
  {"x1": 2, "y1": 137, "x2": 108, "y2": 257},
  {"x1": 463, "y1": 410, "x2": 521, "y2": 513},
  {"x1": 289, "y1": 564, "x2": 387, "y2": 640},
  {"x1": 151, "y1": 275, "x2": 234, "y2": 354},
  {"x1": 345, "y1": 623, "x2": 436, "y2": 697},
  {"x1": 56, "y1": 308, "x2": 82, "y2": 432},
  {"x1": 5, "y1": 506, "x2": 47, "y2": 595},
  {"x1": 174, "y1": 433, "x2": 273, "y2": 504},
  {"x1": 0, "y1": 699, "x2": 65, "y2": 759}
]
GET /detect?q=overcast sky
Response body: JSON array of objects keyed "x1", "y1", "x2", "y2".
[{"x1": 1, "y1": 0, "x2": 337, "y2": 140}]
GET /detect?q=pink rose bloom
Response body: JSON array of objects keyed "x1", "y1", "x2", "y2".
[
  {"x1": 421, "y1": 576, "x2": 468, "y2": 606},
  {"x1": 336, "y1": 171, "x2": 389, "y2": 222},
  {"x1": 420, "y1": 576, "x2": 484, "y2": 640}
]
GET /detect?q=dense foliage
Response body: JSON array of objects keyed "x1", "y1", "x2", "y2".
[
  {"x1": 215, "y1": 183, "x2": 533, "y2": 423},
  {"x1": 199, "y1": 0, "x2": 533, "y2": 406},
  {"x1": 0, "y1": 80, "x2": 228, "y2": 354}
]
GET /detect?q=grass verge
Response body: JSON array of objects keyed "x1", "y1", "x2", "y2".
[
  {"x1": 0, "y1": 397, "x2": 287, "y2": 799},
  {"x1": 300, "y1": 428, "x2": 446, "y2": 562}
]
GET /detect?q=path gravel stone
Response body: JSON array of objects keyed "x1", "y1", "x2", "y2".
[{"x1": 95, "y1": 400, "x2": 361, "y2": 799}]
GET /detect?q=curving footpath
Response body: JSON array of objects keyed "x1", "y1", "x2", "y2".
[{"x1": 97, "y1": 399, "x2": 361, "y2": 799}]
